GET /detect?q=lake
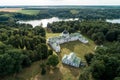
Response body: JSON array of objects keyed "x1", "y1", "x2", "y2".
[
  {"x1": 106, "y1": 19, "x2": 120, "y2": 24},
  {"x1": 17, "y1": 17, "x2": 79, "y2": 28}
]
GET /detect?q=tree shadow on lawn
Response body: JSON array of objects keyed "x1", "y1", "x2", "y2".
[
  {"x1": 36, "y1": 67, "x2": 63, "y2": 80},
  {"x1": 62, "y1": 64, "x2": 80, "y2": 78}
]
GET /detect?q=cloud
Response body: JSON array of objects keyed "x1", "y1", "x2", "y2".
[{"x1": 0, "y1": 0, "x2": 120, "y2": 5}]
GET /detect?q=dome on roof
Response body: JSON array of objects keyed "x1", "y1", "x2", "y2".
[
  {"x1": 62, "y1": 30, "x2": 69, "y2": 34},
  {"x1": 61, "y1": 30, "x2": 69, "y2": 37}
]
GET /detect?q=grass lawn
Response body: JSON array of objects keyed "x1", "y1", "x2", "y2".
[
  {"x1": 17, "y1": 10, "x2": 40, "y2": 15},
  {"x1": 1, "y1": 33, "x2": 96, "y2": 80},
  {"x1": 46, "y1": 32, "x2": 60, "y2": 39}
]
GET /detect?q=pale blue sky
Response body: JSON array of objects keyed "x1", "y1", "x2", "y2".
[{"x1": 0, "y1": 0, "x2": 120, "y2": 6}]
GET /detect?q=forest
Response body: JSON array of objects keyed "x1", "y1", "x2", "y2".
[
  {"x1": 0, "y1": 23, "x2": 54, "y2": 76},
  {"x1": 0, "y1": 7, "x2": 120, "y2": 80}
]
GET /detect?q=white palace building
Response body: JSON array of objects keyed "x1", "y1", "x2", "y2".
[{"x1": 47, "y1": 30, "x2": 89, "y2": 52}]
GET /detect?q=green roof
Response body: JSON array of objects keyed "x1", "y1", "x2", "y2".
[
  {"x1": 62, "y1": 52, "x2": 81, "y2": 66},
  {"x1": 73, "y1": 57, "x2": 81, "y2": 65}
]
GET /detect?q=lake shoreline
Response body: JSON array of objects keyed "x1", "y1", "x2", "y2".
[
  {"x1": 17, "y1": 17, "x2": 79, "y2": 28},
  {"x1": 106, "y1": 19, "x2": 120, "y2": 24}
]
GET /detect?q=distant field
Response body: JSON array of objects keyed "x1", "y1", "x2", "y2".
[
  {"x1": 0, "y1": 8, "x2": 22, "y2": 12},
  {"x1": 0, "y1": 8, "x2": 40, "y2": 15},
  {"x1": 2, "y1": 33, "x2": 95, "y2": 80},
  {"x1": 70, "y1": 10, "x2": 79, "y2": 14},
  {"x1": 17, "y1": 10, "x2": 40, "y2": 15}
]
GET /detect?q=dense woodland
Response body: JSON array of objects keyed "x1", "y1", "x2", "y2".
[
  {"x1": 80, "y1": 42, "x2": 120, "y2": 80},
  {"x1": 0, "y1": 7, "x2": 120, "y2": 80},
  {"x1": 0, "y1": 24, "x2": 54, "y2": 76}
]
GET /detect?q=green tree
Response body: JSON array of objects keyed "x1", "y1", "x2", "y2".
[
  {"x1": 33, "y1": 26, "x2": 46, "y2": 37},
  {"x1": 114, "y1": 77, "x2": 120, "y2": 80},
  {"x1": 90, "y1": 60, "x2": 105, "y2": 80},
  {"x1": 0, "y1": 54, "x2": 15, "y2": 76},
  {"x1": 22, "y1": 55, "x2": 31, "y2": 67},
  {"x1": 106, "y1": 30, "x2": 117, "y2": 42},
  {"x1": 40, "y1": 63, "x2": 46, "y2": 75},
  {"x1": 92, "y1": 32, "x2": 105, "y2": 44},
  {"x1": 35, "y1": 44, "x2": 48, "y2": 60},
  {"x1": 79, "y1": 68, "x2": 91, "y2": 80},
  {"x1": 47, "y1": 55, "x2": 59, "y2": 67},
  {"x1": 48, "y1": 49, "x2": 53, "y2": 55},
  {"x1": 7, "y1": 49, "x2": 25, "y2": 73},
  {"x1": 84, "y1": 53, "x2": 94, "y2": 65},
  {"x1": 0, "y1": 43, "x2": 7, "y2": 54},
  {"x1": 41, "y1": 67, "x2": 46, "y2": 75},
  {"x1": 0, "y1": 33, "x2": 8, "y2": 41}
]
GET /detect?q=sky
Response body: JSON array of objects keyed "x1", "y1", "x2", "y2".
[{"x1": 0, "y1": 0, "x2": 120, "y2": 6}]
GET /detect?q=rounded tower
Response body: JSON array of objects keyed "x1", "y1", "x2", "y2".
[{"x1": 61, "y1": 30, "x2": 69, "y2": 38}]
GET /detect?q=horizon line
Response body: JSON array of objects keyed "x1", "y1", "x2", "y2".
[{"x1": 0, "y1": 5, "x2": 120, "y2": 7}]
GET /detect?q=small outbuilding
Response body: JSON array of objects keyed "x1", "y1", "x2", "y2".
[{"x1": 62, "y1": 52, "x2": 81, "y2": 67}]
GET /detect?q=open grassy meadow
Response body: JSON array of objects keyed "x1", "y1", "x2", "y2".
[
  {"x1": 17, "y1": 10, "x2": 40, "y2": 15},
  {"x1": 2, "y1": 33, "x2": 96, "y2": 80},
  {"x1": 70, "y1": 10, "x2": 79, "y2": 14},
  {"x1": 0, "y1": 8, "x2": 40, "y2": 15}
]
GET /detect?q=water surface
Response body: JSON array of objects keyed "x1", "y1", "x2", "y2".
[
  {"x1": 106, "y1": 19, "x2": 120, "y2": 24},
  {"x1": 18, "y1": 17, "x2": 79, "y2": 28}
]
